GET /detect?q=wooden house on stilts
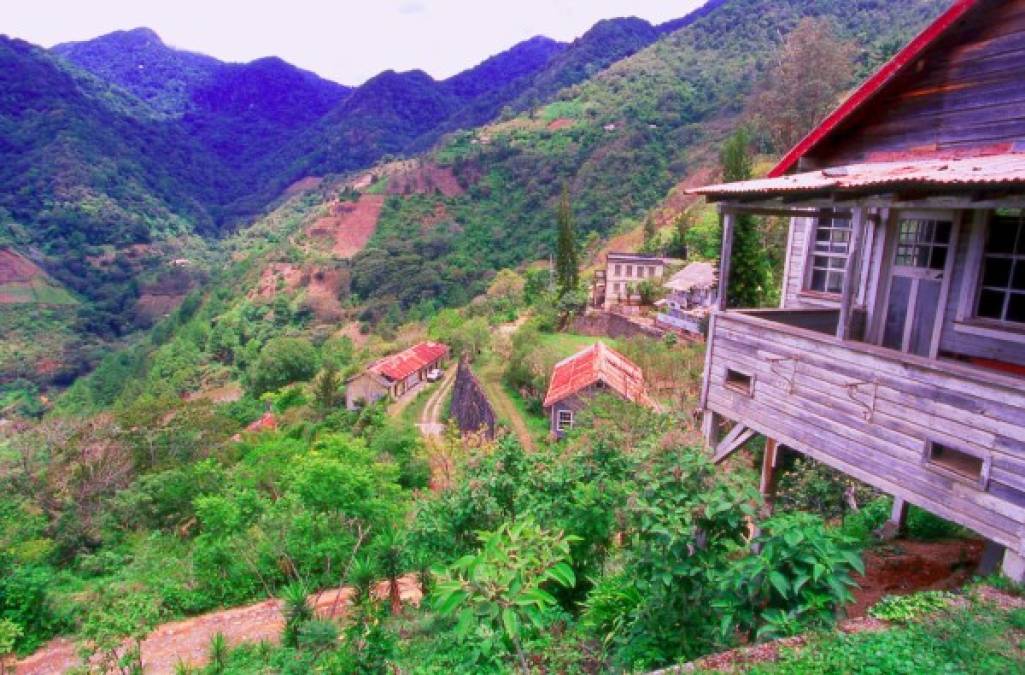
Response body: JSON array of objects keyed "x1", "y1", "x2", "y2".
[{"x1": 692, "y1": 0, "x2": 1025, "y2": 581}]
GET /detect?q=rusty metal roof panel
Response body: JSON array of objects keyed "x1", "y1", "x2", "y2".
[{"x1": 691, "y1": 153, "x2": 1025, "y2": 199}]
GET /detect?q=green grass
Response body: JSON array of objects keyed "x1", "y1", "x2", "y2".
[
  {"x1": 502, "y1": 379, "x2": 551, "y2": 441},
  {"x1": 538, "y1": 332, "x2": 621, "y2": 360},
  {"x1": 740, "y1": 593, "x2": 1025, "y2": 674}
]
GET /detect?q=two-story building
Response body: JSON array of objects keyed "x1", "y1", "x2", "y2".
[
  {"x1": 598, "y1": 252, "x2": 682, "y2": 311},
  {"x1": 655, "y1": 261, "x2": 718, "y2": 336},
  {"x1": 692, "y1": 0, "x2": 1025, "y2": 580}
]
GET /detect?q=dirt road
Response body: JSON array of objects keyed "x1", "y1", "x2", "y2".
[
  {"x1": 417, "y1": 366, "x2": 456, "y2": 437},
  {"x1": 16, "y1": 576, "x2": 421, "y2": 675}
]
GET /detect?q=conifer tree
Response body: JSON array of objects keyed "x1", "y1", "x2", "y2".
[
  {"x1": 554, "y1": 185, "x2": 579, "y2": 297},
  {"x1": 721, "y1": 129, "x2": 772, "y2": 308}
]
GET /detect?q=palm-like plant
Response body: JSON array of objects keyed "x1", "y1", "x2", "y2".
[{"x1": 280, "y1": 583, "x2": 312, "y2": 648}]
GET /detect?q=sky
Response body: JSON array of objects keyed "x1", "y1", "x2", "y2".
[{"x1": 4, "y1": 0, "x2": 706, "y2": 85}]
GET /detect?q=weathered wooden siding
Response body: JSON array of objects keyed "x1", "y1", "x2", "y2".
[
  {"x1": 813, "y1": 0, "x2": 1025, "y2": 166},
  {"x1": 782, "y1": 217, "x2": 810, "y2": 307},
  {"x1": 705, "y1": 310, "x2": 1025, "y2": 553}
]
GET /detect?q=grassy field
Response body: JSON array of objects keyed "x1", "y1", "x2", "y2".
[{"x1": 537, "y1": 332, "x2": 622, "y2": 360}]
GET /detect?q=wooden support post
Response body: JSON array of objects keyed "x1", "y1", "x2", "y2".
[
  {"x1": 759, "y1": 438, "x2": 780, "y2": 516},
  {"x1": 837, "y1": 208, "x2": 867, "y2": 340},
  {"x1": 702, "y1": 411, "x2": 721, "y2": 449},
  {"x1": 717, "y1": 209, "x2": 735, "y2": 311},
  {"x1": 879, "y1": 497, "x2": 909, "y2": 540},
  {"x1": 1002, "y1": 549, "x2": 1025, "y2": 583},
  {"x1": 978, "y1": 540, "x2": 1005, "y2": 576}
]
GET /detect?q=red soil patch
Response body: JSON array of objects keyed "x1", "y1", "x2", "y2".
[
  {"x1": 546, "y1": 117, "x2": 575, "y2": 131},
  {"x1": 420, "y1": 203, "x2": 451, "y2": 234},
  {"x1": 136, "y1": 293, "x2": 186, "y2": 320},
  {"x1": 183, "y1": 383, "x2": 243, "y2": 405},
  {"x1": 385, "y1": 162, "x2": 463, "y2": 198},
  {"x1": 649, "y1": 166, "x2": 718, "y2": 228},
  {"x1": 282, "y1": 175, "x2": 323, "y2": 197},
  {"x1": 847, "y1": 538, "x2": 983, "y2": 618},
  {"x1": 0, "y1": 248, "x2": 44, "y2": 284},
  {"x1": 16, "y1": 576, "x2": 421, "y2": 675},
  {"x1": 250, "y1": 263, "x2": 347, "y2": 322},
  {"x1": 307, "y1": 194, "x2": 386, "y2": 258}
]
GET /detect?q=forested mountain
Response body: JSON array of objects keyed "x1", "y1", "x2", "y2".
[
  {"x1": 1, "y1": 1, "x2": 976, "y2": 670},
  {"x1": 345, "y1": 0, "x2": 948, "y2": 322},
  {"x1": 0, "y1": 0, "x2": 946, "y2": 394},
  {"x1": 51, "y1": 27, "x2": 222, "y2": 116}
]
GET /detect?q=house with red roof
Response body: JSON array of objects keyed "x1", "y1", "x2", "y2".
[
  {"x1": 345, "y1": 341, "x2": 449, "y2": 410},
  {"x1": 542, "y1": 341, "x2": 657, "y2": 438},
  {"x1": 691, "y1": 0, "x2": 1025, "y2": 581}
]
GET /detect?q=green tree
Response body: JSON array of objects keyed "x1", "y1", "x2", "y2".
[
  {"x1": 721, "y1": 129, "x2": 772, "y2": 307},
  {"x1": 0, "y1": 619, "x2": 22, "y2": 675},
  {"x1": 248, "y1": 337, "x2": 319, "y2": 395},
  {"x1": 312, "y1": 363, "x2": 342, "y2": 412},
  {"x1": 554, "y1": 185, "x2": 579, "y2": 298}
]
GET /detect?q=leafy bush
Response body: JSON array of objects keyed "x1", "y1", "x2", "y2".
[
  {"x1": 433, "y1": 519, "x2": 577, "y2": 672},
  {"x1": 247, "y1": 337, "x2": 319, "y2": 395},
  {"x1": 715, "y1": 512, "x2": 863, "y2": 642}
]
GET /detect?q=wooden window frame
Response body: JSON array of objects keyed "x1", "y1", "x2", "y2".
[
  {"x1": 954, "y1": 210, "x2": 1025, "y2": 341},
  {"x1": 556, "y1": 409, "x2": 574, "y2": 432},
  {"x1": 802, "y1": 208, "x2": 854, "y2": 297},
  {"x1": 724, "y1": 368, "x2": 755, "y2": 397},
  {"x1": 921, "y1": 438, "x2": 991, "y2": 490}
]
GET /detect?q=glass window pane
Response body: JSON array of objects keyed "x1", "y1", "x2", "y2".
[
  {"x1": 978, "y1": 289, "x2": 1005, "y2": 319},
  {"x1": 930, "y1": 246, "x2": 947, "y2": 271},
  {"x1": 1013, "y1": 260, "x2": 1025, "y2": 290},
  {"x1": 983, "y1": 258, "x2": 1012, "y2": 287},
  {"x1": 1008, "y1": 293, "x2": 1025, "y2": 323},
  {"x1": 826, "y1": 272, "x2": 843, "y2": 294},
  {"x1": 934, "y1": 220, "x2": 952, "y2": 244},
  {"x1": 988, "y1": 222, "x2": 1017, "y2": 254},
  {"x1": 810, "y1": 269, "x2": 827, "y2": 292}
]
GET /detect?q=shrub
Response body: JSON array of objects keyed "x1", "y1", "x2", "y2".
[
  {"x1": 433, "y1": 519, "x2": 578, "y2": 672},
  {"x1": 715, "y1": 512, "x2": 864, "y2": 642},
  {"x1": 248, "y1": 337, "x2": 319, "y2": 395}
]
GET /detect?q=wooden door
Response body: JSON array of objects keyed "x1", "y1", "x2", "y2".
[{"x1": 879, "y1": 211, "x2": 958, "y2": 357}]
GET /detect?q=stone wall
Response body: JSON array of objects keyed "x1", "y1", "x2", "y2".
[
  {"x1": 572, "y1": 311, "x2": 664, "y2": 340},
  {"x1": 450, "y1": 357, "x2": 496, "y2": 439}
]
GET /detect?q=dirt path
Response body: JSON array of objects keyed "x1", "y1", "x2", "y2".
[
  {"x1": 417, "y1": 366, "x2": 456, "y2": 437},
  {"x1": 16, "y1": 576, "x2": 421, "y2": 675},
  {"x1": 476, "y1": 359, "x2": 536, "y2": 452}
]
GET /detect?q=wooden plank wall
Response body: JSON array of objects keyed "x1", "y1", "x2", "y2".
[
  {"x1": 783, "y1": 217, "x2": 810, "y2": 307},
  {"x1": 813, "y1": 0, "x2": 1025, "y2": 165},
  {"x1": 706, "y1": 312, "x2": 1025, "y2": 552}
]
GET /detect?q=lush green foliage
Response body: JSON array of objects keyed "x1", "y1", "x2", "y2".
[
  {"x1": 869, "y1": 590, "x2": 955, "y2": 624},
  {"x1": 715, "y1": 512, "x2": 864, "y2": 641},
  {"x1": 434, "y1": 519, "x2": 578, "y2": 671},
  {"x1": 750, "y1": 595, "x2": 1025, "y2": 673}
]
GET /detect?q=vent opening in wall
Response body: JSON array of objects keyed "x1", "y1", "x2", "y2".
[
  {"x1": 925, "y1": 441, "x2": 987, "y2": 485},
  {"x1": 724, "y1": 369, "x2": 754, "y2": 396}
]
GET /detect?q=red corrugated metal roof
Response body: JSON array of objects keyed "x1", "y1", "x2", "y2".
[
  {"x1": 542, "y1": 341, "x2": 654, "y2": 409},
  {"x1": 691, "y1": 152, "x2": 1025, "y2": 199},
  {"x1": 370, "y1": 342, "x2": 449, "y2": 382},
  {"x1": 770, "y1": 0, "x2": 983, "y2": 178}
]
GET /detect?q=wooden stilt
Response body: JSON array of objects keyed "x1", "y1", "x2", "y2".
[
  {"x1": 759, "y1": 439, "x2": 780, "y2": 517},
  {"x1": 702, "y1": 411, "x2": 721, "y2": 449},
  {"x1": 879, "y1": 497, "x2": 909, "y2": 540}
]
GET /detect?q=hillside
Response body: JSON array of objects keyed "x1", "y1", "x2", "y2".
[
  {"x1": 342, "y1": 0, "x2": 948, "y2": 323},
  {"x1": 5, "y1": 1, "x2": 1003, "y2": 673}
]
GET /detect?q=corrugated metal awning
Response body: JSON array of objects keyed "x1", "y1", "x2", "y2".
[{"x1": 690, "y1": 153, "x2": 1025, "y2": 201}]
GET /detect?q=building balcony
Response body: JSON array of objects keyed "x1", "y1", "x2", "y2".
[{"x1": 702, "y1": 308, "x2": 1025, "y2": 553}]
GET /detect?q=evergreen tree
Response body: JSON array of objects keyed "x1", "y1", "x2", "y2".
[
  {"x1": 554, "y1": 185, "x2": 579, "y2": 297},
  {"x1": 720, "y1": 129, "x2": 772, "y2": 307},
  {"x1": 313, "y1": 362, "x2": 342, "y2": 411}
]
